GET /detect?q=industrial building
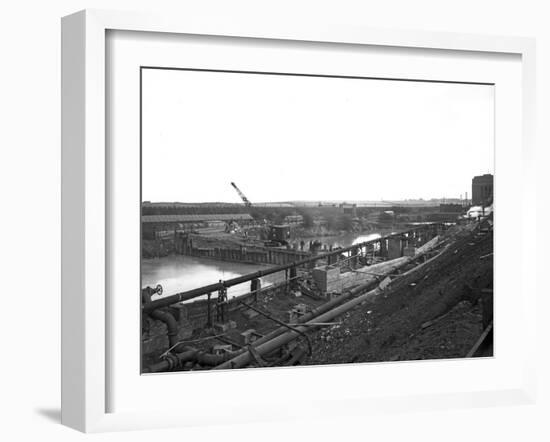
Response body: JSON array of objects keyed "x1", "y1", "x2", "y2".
[
  {"x1": 142, "y1": 213, "x2": 254, "y2": 239},
  {"x1": 339, "y1": 203, "x2": 357, "y2": 217},
  {"x1": 283, "y1": 215, "x2": 304, "y2": 225},
  {"x1": 472, "y1": 174, "x2": 493, "y2": 206}
]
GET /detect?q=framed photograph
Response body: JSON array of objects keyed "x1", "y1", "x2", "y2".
[{"x1": 61, "y1": 9, "x2": 536, "y2": 432}]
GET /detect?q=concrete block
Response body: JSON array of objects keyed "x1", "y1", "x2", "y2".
[
  {"x1": 214, "y1": 322, "x2": 232, "y2": 333},
  {"x1": 312, "y1": 266, "x2": 340, "y2": 293},
  {"x1": 378, "y1": 276, "x2": 392, "y2": 290},
  {"x1": 287, "y1": 310, "x2": 298, "y2": 323},
  {"x1": 237, "y1": 329, "x2": 258, "y2": 345},
  {"x1": 387, "y1": 238, "x2": 402, "y2": 260}
]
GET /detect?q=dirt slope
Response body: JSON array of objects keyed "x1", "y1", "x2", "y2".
[{"x1": 305, "y1": 227, "x2": 493, "y2": 365}]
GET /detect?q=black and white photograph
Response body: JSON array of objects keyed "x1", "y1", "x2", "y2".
[
  {"x1": 3, "y1": 0, "x2": 547, "y2": 439},
  {"x1": 140, "y1": 67, "x2": 494, "y2": 373}
]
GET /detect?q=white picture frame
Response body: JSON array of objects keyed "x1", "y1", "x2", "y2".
[{"x1": 61, "y1": 9, "x2": 537, "y2": 433}]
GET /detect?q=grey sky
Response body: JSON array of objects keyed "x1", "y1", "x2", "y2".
[{"x1": 142, "y1": 68, "x2": 494, "y2": 203}]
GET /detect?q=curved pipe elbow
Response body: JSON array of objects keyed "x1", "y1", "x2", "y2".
[{"x1": 149, "y1": 309, "x2": 179, "y2": 348}]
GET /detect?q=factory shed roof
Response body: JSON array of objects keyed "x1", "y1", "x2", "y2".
[{"x1": 142, "y1": 214, "x2": 253, "y2": 223}]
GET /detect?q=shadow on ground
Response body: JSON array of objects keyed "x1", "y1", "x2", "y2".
[{"x1": 35, "y1": 408, "x2": 61, "y2": 423}]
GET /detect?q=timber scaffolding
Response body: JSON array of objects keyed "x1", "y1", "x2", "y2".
[
  {"x1": 176, "y1": 234, "x2": 310, "y2": 266},
  {"x1": 142, "y1": 223, "x2": 449, "y2": 371}
]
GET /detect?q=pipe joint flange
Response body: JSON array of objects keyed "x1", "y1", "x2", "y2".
[{"x1": 162, "y1": 352, "x2": 180, "y2": 370}]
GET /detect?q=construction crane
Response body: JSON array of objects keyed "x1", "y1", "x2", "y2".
[
  {"x1": 230, "y1": 181, "x2": 288, "y2": 247},
  {"x1": 230, "y1": 182, "x2": 253, "y2": 208}
]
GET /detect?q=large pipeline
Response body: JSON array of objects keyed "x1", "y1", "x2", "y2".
[
  {"x1": 145, "y1": 235, "x2": 446, "y2": 373},
  {"x1": 143, "y1": 224, "x2": 441, "y2": 312},
  {"x1": 214, "y1": 284, "x2": 385, "y2": 370},
  {"x1": 146, "y1": 279, "x2": 385, "y2": 373},
  {"x1": 243, "y1": 256, "x2": 415, "y2": 350},
  {"x1": 214, "y1": 237, "x2": 446, "y2": 370},
  {"x1": 145, "y1": 289, "x2": 363, "y2": 373},
  {"x1": 144, "y1": 346, "x2": 241, "y2": 373}
]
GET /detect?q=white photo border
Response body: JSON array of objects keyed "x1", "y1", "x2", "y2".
[{"x1": 61, "y1": 9, "x2": 537, "y2": 433}]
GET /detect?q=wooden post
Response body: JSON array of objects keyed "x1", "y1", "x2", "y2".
[{"x1": 206, "y1": 293, "x2": 212, "y2": 327}]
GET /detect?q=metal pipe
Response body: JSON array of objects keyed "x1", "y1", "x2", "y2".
[
  {"x1": 149, "y1": 309, "x2": 179, "y2": 349},
  {"x1": 214, "y1": 283, "x2": 385, "y2": 370},
  {"x1": 238, "y1": 300, "x2": 313, "y2": 355},
  {"x1": 145, "y1": 234, "x2": 445, "y2": 372},
  {"x1": 145, "y1": 347, "x2": 241, "y2": 373},
  {"x1": 147, "y1": 283, "x2": 366, "y2": 373},
  {"x1": 213, "y1": 246, "x2": 436, "y2": 370},
  {"x1": 235, "y1": 282, "x2": 372, "y2": 350},
  {"x1": 143, "y1": 224, "x2": 442, "y2": 312},
  {"x1": 214, "y1": 240, "x2": 445, "y2": 370}
]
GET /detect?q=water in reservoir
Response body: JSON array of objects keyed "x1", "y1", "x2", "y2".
[
  {"x1": 289, "y1": 232, "x2": 383, "y2": 251},
  {"x1": 141, "y1": 255, "x2": 285, "y2": 302}
]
